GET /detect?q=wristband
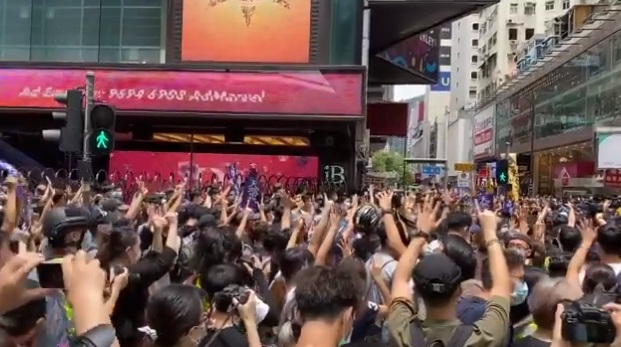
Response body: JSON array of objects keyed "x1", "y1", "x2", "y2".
[{"x1": 485, "y1": 239, "x2": 501, "y2": 248}]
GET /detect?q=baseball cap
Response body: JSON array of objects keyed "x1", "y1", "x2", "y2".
[{"x1": 413, "y1": 253, "x2": 462, "y2": 295}]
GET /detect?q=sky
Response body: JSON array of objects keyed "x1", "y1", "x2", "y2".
[{"x1": 392, "y1": 85, "x2": 427, "y2": 102}]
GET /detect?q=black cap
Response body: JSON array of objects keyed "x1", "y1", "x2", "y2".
[{"x1": 413, "y1": 253, "x2": 462, "y2": 294}]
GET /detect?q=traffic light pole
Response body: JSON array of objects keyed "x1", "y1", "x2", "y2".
[
  {"x1": 77, "y1": 71, "x2": 95, "y2": 194},
  {"x1": 84, "y1": 71, "x2": 95, "y2": 161}
]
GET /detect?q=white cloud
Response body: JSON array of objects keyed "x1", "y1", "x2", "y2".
[{"x1": 392, "y1": 85, "x2": 427, "y2": 102}]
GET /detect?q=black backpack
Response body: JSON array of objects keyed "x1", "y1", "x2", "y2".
[{"x1": 410, "y1": 320, "x2": 473, "y2": 347}]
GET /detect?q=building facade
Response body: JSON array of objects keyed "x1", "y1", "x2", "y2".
[
  {"x1": 491, "y1": 1, "x2": 621, "y2": 195},
  {"x1": 450, "y1": 14, "x2": 480, "y2": 115}
]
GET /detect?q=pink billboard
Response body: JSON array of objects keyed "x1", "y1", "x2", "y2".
[
  {"x1": 1, "y1": 68, "x2": 364, "y2": 116},
  {"x1": 109, "y1": 151, "x2": 319, "y2": 183}
]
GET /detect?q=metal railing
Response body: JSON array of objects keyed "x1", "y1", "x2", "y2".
[{"x1": 0, "y1": 168, "x2": 347, "y2": 201}]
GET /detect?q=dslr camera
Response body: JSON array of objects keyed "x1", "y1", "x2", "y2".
[
  {"x1": 561, "y1": 301, "x2": 616, "y2": 344},
  {"x1": 212, "y1": 284, "x2": 250, "y2": 313}
]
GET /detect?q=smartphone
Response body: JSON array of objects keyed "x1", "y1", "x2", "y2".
[{"x1": 36, "y1": 259, "x2": 64, "y2": 289}]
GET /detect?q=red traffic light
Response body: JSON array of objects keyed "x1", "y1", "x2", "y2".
[{"x1": 90, "y1": 104, "x2": 116, "y2": 128}]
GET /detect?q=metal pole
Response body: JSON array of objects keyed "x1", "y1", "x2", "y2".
[
  {"x1": 84, "y1": 71, "x2": 95, "y2": 162},
  {"x1": 529, "y1": 95, "x2": 536, "y2": 196}
]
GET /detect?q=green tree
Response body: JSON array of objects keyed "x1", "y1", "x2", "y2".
[{"x1": 371, "y1": 151, "x2": 413, "y2": 185}]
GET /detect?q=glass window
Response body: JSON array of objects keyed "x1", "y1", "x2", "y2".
[
  {"x1": 525, "y1": 28, "x2": 534, "y2": 40},
  {"x1": 0, "y1": 0, "x2": 165, "y2": 63},
  {"x1": 562, "y1": 0, "x2": 570, "y2": 10},
  {"x1": 510, "y1": 3, "x2": 518, "y2": 14},
  {"x1": 472, "y1": 39, "x2": 478, "y2": 47},
  {"x1": 471, "y1": 71, "x2": 478, "y2": 79},
  {"x1": 471, "y1": 55, "x2": 478, "y2": 63},
  {"x1": 472, "y1": 23, "x2": 479, "y2": 31},
  {"x1": 545, "y1": 1, "x2": 554, "y2": 10},
  {"x1": 329, "y1": 0, "x2": 361, "y2": 65},
  {"x1": 508, "y1": 28, "x2": 518, "y2": 40}
]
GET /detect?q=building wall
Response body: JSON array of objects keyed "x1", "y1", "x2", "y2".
[
  {"x1": 476, "y1": 0, "x2": 574, "y2": 104},
  {"x1": 450, "y1": 14, "x2": 479, "y2": 117},
  {"x1": 446, "y1": 117, "x2": 472, "y2": 175}
]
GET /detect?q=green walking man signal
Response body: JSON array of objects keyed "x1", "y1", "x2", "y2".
[
  {"x1": 90, "y1": 128, "x2": 114, "y2": 155},
  {"x1": 496, "y1": 159, "x2": 509, "y2": 185},
  {"x1": 498, "y1": 172, "x2": 507, "y2": 183},
  {"x1": 96, "y1": 130, "x2": 110, "y2": 149}
]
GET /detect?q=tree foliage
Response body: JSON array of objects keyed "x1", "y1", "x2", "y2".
[{"x1": 371, "y1": 151, "x2": 413, "y2": 185}]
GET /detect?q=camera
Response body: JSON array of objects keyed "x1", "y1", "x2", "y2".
[
  {"x1": 212, "y1": 284, "x2": 249, "y2": 313},
  {"x1": 561, "y1": 301, "x2": 616, "y2": 344}
]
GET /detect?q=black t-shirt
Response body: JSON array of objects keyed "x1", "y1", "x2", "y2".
[
  {"x1": 350, "y1": 301, "x2": 381, "y2": 343},
  {"x1": 112, "y1": 246, "x2": 178, "y2": 347},
  {"x1": 198, "y1": 326, "x2": 248, "y2": 347}
]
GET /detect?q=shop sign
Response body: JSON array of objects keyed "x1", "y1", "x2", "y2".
[
  {"x1": 0, "y1": 68, "x2": 364, "y2": 117},
  {"x1": 473, "y1": 105, "x2": 495, "y2": 158},
  {"x1": 454, "y1": 162, "x2": 474, "y2": 172},
  {"x1": 604, "y1": 169, "x2": 621, "y2": 187}
]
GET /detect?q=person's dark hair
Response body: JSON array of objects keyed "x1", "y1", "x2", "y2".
[
  {"x1": 146, "y1": 284, "x2": 206, "y2": 347},
  {"x1": 193, "y1": 227, "x2": 242, "y2": 278},
  {"x1": 445, "y1": 212, "x2": 472, "y2": 234},
  {"x1": 202, "y1": 263, "x2": 247, "y2": 312},
  {"x1": 597, "y1": 224, "x2": 621, "y2": 256},
  {"x1": 339, "y1": 257, "x2": 367, "y2": 283},
  {"x1": 524, "y1": 266, "x2": 548, "y2": 293},
  {"x1": 295, "y1": 265, "x2": 364, "y2": 321},
  {"x1": 558, "y1": 225, "x2": 582, "y2": 253},
  {"x1": 96, "y1": 225, "x2": 138, "y2": 269},
  {"x1": 442, "y1": 234, "x2": 476, "y2": 281},
  {"x1": 279, "y1": 246, "x2": 314, "y2": 282},
  {"x1": 481, "y1": 249, "x2": 525, "y2": 290},
  {"x1": 583, "y1": 263, "x2": 617, "y2": 295}
]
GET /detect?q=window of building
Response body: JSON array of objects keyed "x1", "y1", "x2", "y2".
[
  {"x1": 508, "y1": 28, "x2": 518, "y2": 40},
  {"x1": 471, "y1": 71, "x2": 478, "y2": 79},
  {"x1": 0, "y1": 0, "x2": 166, "y2": 62},
  {"x1": 562, "y1": 0, "x2": 570, "y2": 10},
  {"x1": 545, "y1": 1, "x2": 554, "y2": 10},
  {"x1": 525, "y1": 28, "x2": 535, "y2": 40},
  {"x1": 510, "y1": 3, "x2": 518, "y2": 14},
  {"x1": 524, "y1": 4, "x2": 535, "y2": 15},
  {"x1": 469, "y1": 90, "x2": 477, "y2": 98},
  {"x1": 471, "y1": 55, "x2": 478, "y2": 63},
  {"x1": 472, "y1": 39, "x2": 479, "y2": 47},
  {"x1": 472, "y1": 23, "x2": 479, "y2": 31}
]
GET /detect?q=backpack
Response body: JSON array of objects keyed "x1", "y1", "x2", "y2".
[{"x1": 410, "y1": 320, "x2": 473, "y2": 347}]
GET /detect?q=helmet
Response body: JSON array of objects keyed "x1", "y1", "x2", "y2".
[
  {"x1": 42, "y1": 205, "x2": 89, "y2": 249},
  {"x1": 353, "y1": 205, "x2": 380, "y2": 233}
]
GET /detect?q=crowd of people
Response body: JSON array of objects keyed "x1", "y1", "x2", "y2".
[{"x1": 3, "y1": 171, "x2": 621, "y2": 347}]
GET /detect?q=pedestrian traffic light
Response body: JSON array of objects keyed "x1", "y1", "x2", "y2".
[
  {"x1": 88, "y1": 103, "x2": 116, "y2": 155},
  {"x1": 496, "y1": 159, "x2": 509, "y2": 185},
  {"x1": 42, "y1": 89, "x2": 83, "y2": 153}
]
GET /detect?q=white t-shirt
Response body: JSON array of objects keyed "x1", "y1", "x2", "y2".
[{"x1": 579, "y1": 262, "x2": 621, "y2": 283}]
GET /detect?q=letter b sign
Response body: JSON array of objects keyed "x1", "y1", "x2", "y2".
[{"x1": 323, "y1": 165, "x2": 345, "y2": 184}]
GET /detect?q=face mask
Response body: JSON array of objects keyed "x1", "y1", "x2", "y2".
[
  {"x1": 510, "y1": 247, "x2": 527, "y2": 258},
  {"x1": 339, "y1": 330, "x2": 352, "y2": 346},
  {"x1": 510, "y1": 280, "x2": 529, "y2": 306}
]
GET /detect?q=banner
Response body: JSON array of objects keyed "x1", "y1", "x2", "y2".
[
  {"x1": 596, "y1": 130, "x2": 621, "y2": 169},
  {"x1": 1, "y1": 68, "x2": 364, "y2": 116},
  {"x1": 377, "y1": 28, "x2": 440, "y2": 83},
  {"x1": 181, "y1": 0, "x2": 311, "y2": 63},
  {"x1": 430, "y1": 71, "x2": 450, "y2": 92}
]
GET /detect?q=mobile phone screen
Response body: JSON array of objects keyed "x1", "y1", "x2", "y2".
[{"x1": 36, "y1": 260, "x2": 64, "y2": 289}]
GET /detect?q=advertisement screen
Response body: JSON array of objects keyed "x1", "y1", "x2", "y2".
[
  {"x1": 1, "y1": 68, "x2": 364, "y2": 116},
  {"x1": 181, "y1": 0, "x2": 311, "y2": 63},
  {"x1": 109, "y1": 151, "x2": 319, "y2": 183}
]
